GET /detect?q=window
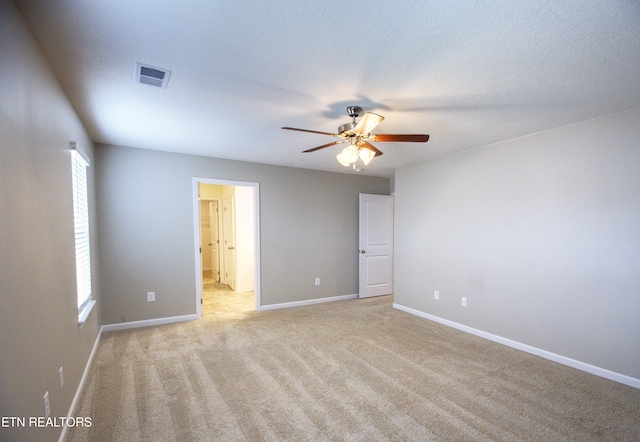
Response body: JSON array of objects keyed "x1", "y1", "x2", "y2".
[{"x1": 70, "y1": 142, "x2": 94, "y2": 324}]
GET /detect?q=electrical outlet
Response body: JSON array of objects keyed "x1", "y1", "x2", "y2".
[
  {"x1": 461, "y1": 297, "x2": 467, "y2": 307},
  {"x1": 43, "y1": 391, "x2": 50, "y2": 418},
  {"x1": 434, "y1": 290, "x2": 439, "y2": 300},
  {"x1": 315, "y1": 278, "x2": 320, "y2": 286},
  {"x1": 147, "y1": 291, "x2": 155, "y2": 302},
  {"x1": 59, "y1": 367, "x2": 64, "y2": 388}
]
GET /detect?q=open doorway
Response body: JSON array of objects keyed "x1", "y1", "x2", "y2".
[{"x1": 193, "y1": 178, "x2": 260, "y2": 317}]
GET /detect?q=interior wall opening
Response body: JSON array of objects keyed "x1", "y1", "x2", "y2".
[{"x1": 194, "y1": 179, "x2": 260, "y2": 317}]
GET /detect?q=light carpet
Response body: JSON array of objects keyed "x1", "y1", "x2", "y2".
[{"x1": 68, "y1": 295, "x2": 640, "y2": 441}]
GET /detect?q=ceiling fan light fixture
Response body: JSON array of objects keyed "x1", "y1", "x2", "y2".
[
  {"x1": 283, "y1": 105, "x2": 429, "y2": 170},
  {"x1": 337, "y1": 145, "x2": 359, "y2": 166},
  {"x1": 359, "y1": 146, "x2": 375, "y2": 166},
  {"x1": 336, "y1": 150, "x2": 350, "y2": 166}
]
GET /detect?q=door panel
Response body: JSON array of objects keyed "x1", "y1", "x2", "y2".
[
  {"x1": 209, "y1": 201, "x2": 220, "y2": 282},
  {"x1": 359, "y1": 194, "x2": 394, "y2": 298},
  {"x1": 223, "y1": 196, "x2": 236, "y2": 290},
  {"x1": 365, "y1": 256, "x2": 390, "y2": 286},
  {"x1": 200, "y1": 202, "x2": 212, "y2": 272}
]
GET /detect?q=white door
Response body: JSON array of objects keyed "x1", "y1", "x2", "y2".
[
  {"x1": 200, "y1": 203, "x2": 211, "y2": 274},
  {"x1": 223, "y1": 196, "x2": 237, "y2": 290},
  {"x1": 359, "y1": 194, "x2": 394, "y2": 298},
  {"x1": 209, "y1": 201, "x2": 221, "y2": 282}
]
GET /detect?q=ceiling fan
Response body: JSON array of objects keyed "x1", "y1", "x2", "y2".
[{"x1": 282, "y1": 106, "x2": 429, "y2": 168}]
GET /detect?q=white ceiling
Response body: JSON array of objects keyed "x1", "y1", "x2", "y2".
[{"x1": 17, "y1": 0, "x2": 640, "y2": 177}]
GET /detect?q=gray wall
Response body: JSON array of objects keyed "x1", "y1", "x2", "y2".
[
  {"x1": 395, "y1": 108, "x2": 640, "y2": 380},
  {"x1": 0, "y1": 2, "x2": 101, "y2": 441},
  {"x1": 96, "y1": 144, "x2": 390, "y2": 324}
]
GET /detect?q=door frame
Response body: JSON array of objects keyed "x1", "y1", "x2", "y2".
[{"x1": 192, "y1": 177, "x2": 261, "y2": 317}]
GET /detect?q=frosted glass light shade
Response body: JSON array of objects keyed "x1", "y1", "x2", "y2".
[
  {"x1": 344, "y1": 146, "x2": 358, "y2": 163},
  {"x1": 336, "y1": 145, "x2": 376, "y2": 167},
  {"x1": 337, "y1": 146, "x2": 359, "y2": 166},
  {"x1": 359, "y1": 147, "x2": 375, "y2": 165},
  {"x1": 336, "y1": 151, "x2": 350, "y2": 166}
]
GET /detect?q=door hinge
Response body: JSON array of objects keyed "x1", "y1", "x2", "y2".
[
  {"x1": 201, "y1": 298, "x2": 203, "y2": 305},
  {"x1": 199, "y1": 247, "x2": 202, "y2": 253}
]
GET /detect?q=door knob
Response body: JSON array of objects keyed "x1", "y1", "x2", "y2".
[
  {"x1": 228, "y1": 247, "x2": 235, "y2": 250},
  {"x1": 360, "y1": 250, "x2": 366, "y2": 254}
]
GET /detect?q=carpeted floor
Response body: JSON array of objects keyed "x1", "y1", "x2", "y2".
[{"x1": 68, "y1": 295, "x2": 640, "y2": 441}]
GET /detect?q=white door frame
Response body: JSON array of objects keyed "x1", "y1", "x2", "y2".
[{"x1": 192, "y1": 177, "x2": 261, "y2": 316}]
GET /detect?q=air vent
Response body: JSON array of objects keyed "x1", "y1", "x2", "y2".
[{"x1": 135, "y1": 63, "x2": 171, "y2": 89}]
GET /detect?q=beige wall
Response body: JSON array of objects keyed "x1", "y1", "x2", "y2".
[
  {"x1": 0, "y1": 2, "x2": 101, "y2": 441},
  {"x1": 96, "y1": 144, "x2": 390, "y2": 324},
  {"x1": 199, "y1": 183, "x2": 224, "y2": 200},
  {"x1": 395, "y1": 108, "x2": 640, "y2": 382}
]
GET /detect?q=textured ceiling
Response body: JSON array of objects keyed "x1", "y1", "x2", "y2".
[{"x1": 17, "y1": 0, "x2": 640, "y2": 177}]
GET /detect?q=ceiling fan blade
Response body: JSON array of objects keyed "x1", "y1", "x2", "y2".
[
  {"x1": 282, "y1": 127, "x2": 338, "y2": 137},
  {"x1": 354, "y1": 112, "x2": 384, "y2": 134},
  {"x1": 360, "y1": 141, "x2": 383, "y2": 157},
  {"x1": 302, "y1": 140, "x2": 345, "y2": 153},
  {"x1": 371, "y1": 134, "x2": 430, "y2": 142}
]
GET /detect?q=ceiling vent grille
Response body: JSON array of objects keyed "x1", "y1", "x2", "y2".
[{"x1": 135, "y1": 63, "x2": 171, "y2": 88}]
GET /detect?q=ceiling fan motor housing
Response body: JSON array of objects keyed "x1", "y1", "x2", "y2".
[
  {"x1": 346, "y1": 106, "x2": 363, "y2": 118},
  {"x1": 338, "y1": 122, "x2": 357, "y2": 134}
]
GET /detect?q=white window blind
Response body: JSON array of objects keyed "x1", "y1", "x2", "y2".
[{"x1": 71, "y1": 143, "x2": 92, "y2": 312}]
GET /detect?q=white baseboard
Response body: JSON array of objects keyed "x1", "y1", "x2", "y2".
[
  {"x1": 58, "y1": 327, "x2": 102, "y2": 442},
  {"x1": 393, "y1": 303, "x2": 640, "y2": 390},
  {"x1": 101, "y1": 314, "x2": 198, "y2": 332},
  {"x1": 260, "y1": 294, "x2": 358, "y2": 311},
  {"x1": 236, "y1": 285, "x2": 254, "y2": 292}
]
